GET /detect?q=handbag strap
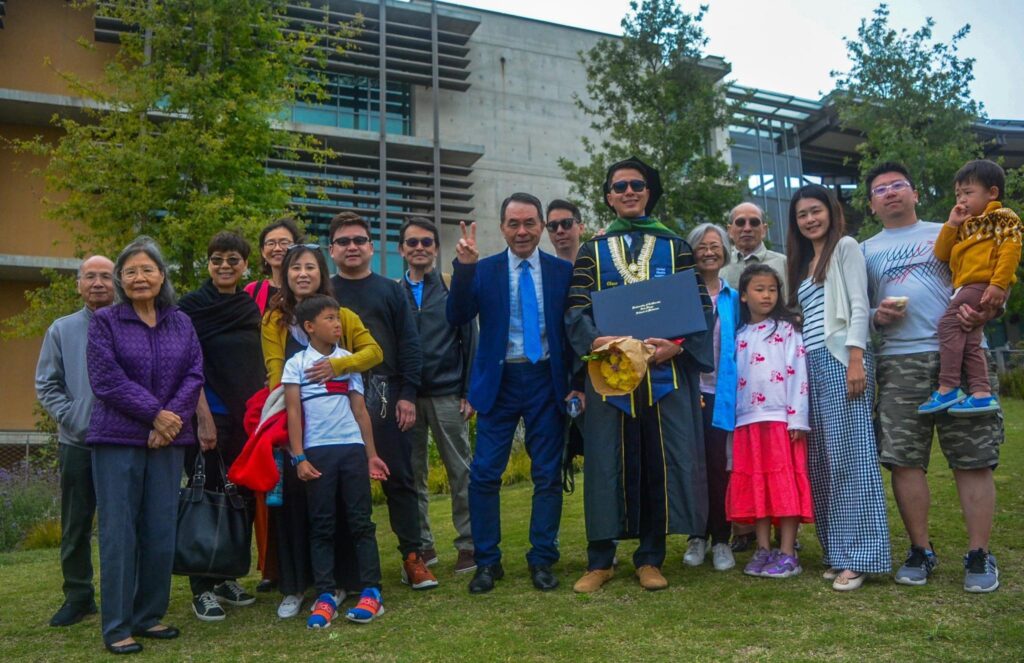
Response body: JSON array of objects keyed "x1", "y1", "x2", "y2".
[
  {"x1": 211, "y1": 450, "x2": 246, "y2": 511},
  {"x1": 189, "y1": 451, "x2": 206, "y2": 503}
]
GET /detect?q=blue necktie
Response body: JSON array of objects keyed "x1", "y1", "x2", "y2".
[{"x1": 519, "y1": 261, "x2": 542, "y2": 363}]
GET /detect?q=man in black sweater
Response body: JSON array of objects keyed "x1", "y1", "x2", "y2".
[
  {"x1": 398, "y1": 217, "x2": 478, "y2": 575},
  {"x1": 328, "y1": 211, "x2": 437, "y2": 590}
]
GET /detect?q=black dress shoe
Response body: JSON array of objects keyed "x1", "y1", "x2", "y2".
[
  {"x1": 256, "y1": 578, "x2": 276, "y2": 593},
  {"x1": 529, "y1": 565, "x2": 559, "y2": 591},
  {"x1": 468, "y1": 563, "x2": 504, "y2": 594},
  {"x1": 132, "y1": 625, "x2": 180, "y2": 640},
  {"x1": 49, "y1": 601, "x2": 98, "y2": 627},
  {"x1": 105, "y1": 640, "x2": 143, "y2": 655}
]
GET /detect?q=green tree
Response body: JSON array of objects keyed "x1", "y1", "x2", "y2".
[
  {"x1": 831, "y1": 4, "x2": 983, "y2": 237},
  {"x1": 559, "y1": 0, "x2": 743, "y2": 233},
  {"x1": 2, "y1": 0, "x2": 349, "y2": 338}
]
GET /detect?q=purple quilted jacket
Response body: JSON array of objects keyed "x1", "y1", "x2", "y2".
[{"x1": 86, "y1": 303, "x2": 204, "y2": 447}]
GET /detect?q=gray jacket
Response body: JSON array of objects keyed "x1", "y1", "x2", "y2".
[{"x1": 35, "y1": 307, "x2": 96, "y2": 448}]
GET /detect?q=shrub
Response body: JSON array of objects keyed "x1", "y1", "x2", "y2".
[
  {"x1": 0, "y1": 463, "x2": 61, "y2": 551},
  {"x1": 998, "y1": 368, "x2": 1024, "y2": 400},
  {"x1": 21, "y1": 519, "x2": 62, "y2": 550}
]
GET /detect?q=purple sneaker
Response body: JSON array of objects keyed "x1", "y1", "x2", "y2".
[
  {"x1": 762, "y1": 552, "x2": 802, "y2": 578},
  {"x1": 744, "y1": 548, "x2": 772, "y2": 577}
]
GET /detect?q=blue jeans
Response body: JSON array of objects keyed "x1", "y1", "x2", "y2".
[{"x1": 470, "y1": 361, "x2": 564, "y2": 567}]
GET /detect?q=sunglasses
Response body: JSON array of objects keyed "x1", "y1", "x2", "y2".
[
  {"x1": 732, "y1": 217, "x2": 762, "y2": 228},
  {"x1": 610, "y1": 179, "x2": 647, "y2": 194},
  {"x1": 870, "y1": 180, "x2": 912, "y2": 198},
  {"x1": 402, "y1": 237, "x2": 435, "y2": 248},
  {"x1": 546, "y1": 218, "x2": 579, "y2": 232},
  {"x1": 331, "y1": 236, "x2": 371, "y2": 247},
  {"x1": 286, "y1": 242, "x2": 321, "y2": 253},
  {"x1": 209, "y1": 256, "x2": 243, "y2": 267}
]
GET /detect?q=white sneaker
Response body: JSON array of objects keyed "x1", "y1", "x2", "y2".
[
  {"x1": 683, "y1": 538, "x2": 708, "y2": 566},
  {"x1": 277, "y1": 593, "x2": 304, "y2": 619},
  {"x1": 711, "y1": 543, "x2": 736, "y2": 571}
]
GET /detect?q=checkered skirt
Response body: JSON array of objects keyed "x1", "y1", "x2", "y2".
[{"x1": 806, "y1": 348, "x2": 892, "y2": 573}]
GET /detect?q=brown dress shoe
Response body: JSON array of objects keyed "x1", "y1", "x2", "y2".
[
  {"x1": 636, "y1": 565, "x2": 668, "y2": 591},
  {"x1": 573, "y1": 568, "x2": 614, "y2": 593}
]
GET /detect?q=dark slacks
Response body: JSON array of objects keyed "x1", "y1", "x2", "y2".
[
  {"x1": 92, "y1": 444, "x2": 184, "y2": 644},
  {"x1": 697, "y1": 392, "x2": 731, "y2": 544},
  {"x1": 58, "y1": 443, "x2": 97, "y2": 607},
  {"x1": 366, "y1": 378, "x2": 422, "y2": 557},
  {"x1": 305, "y1": 444, "x2": 382, "y2": 594},
  {"x1": 185, "y1": 414, "x2": 253, "y2": 596},
  {"x1": 470, "y1": 360, "x2": 564, "y2": 567}
]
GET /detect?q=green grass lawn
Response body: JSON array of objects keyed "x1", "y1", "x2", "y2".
[{"x1": 2, "y1": 403, "x2": 1023, "y2": 662}]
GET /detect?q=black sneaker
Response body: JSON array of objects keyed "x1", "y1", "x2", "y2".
[
  {"x1": 192, "y1": 592, "x2": 226, "y2": 621},
  {"x1": 730, "y1": 533, "x2": 755, "y2": 553},
  {"x1": 894, "y1": 544, "x2": 938, "y2": 586},
  {"x1": 214, "y1": 580, "x2": 256, "y2": 606}
]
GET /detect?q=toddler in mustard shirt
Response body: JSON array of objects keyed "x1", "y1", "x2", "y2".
[{"x1": 919, "y1": 160, "x2": 1021, "y2": 417}]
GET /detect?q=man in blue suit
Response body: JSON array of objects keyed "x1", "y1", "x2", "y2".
[{"x1": 447, "y1": 192, "x2": 579, "y2": 594}]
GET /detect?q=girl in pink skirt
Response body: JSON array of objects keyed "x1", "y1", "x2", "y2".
[{"x1": 726, "y1": 264, "x2": 813, "y2": 579}]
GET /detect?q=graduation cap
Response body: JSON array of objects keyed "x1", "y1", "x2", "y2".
[{"x1": 603, "y1": 156, "x2": 663, "y2": 216}]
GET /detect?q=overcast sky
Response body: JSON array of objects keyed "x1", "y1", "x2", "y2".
[{"x1": 451, "y1": 0, "x2": 1023, "y2": 119}]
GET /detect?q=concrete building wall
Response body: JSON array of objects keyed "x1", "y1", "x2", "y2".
[{"x1": 414, "y1": 9, "x2": 607, "y2": 257}]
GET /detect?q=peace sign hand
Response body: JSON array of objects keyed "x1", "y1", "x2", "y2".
[{"x1": 455, "y1": 221, "x2": 479, "y2": 264}]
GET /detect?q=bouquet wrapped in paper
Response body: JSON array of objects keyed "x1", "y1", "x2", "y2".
[{"x1": 584, "y1": 337, "x2": 655, "y2": 396}]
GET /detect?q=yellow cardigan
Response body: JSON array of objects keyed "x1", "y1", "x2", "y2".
[
  {"x1": 934, "y1": 201, "x2": 1022, "y2": 290},
  {"x1": 262, "y1": 307, "x2": 383, "y2": 388}
]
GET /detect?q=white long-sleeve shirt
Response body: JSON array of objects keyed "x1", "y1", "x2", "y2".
[{"x1": 735, "y1": 320, "x2": 809, "y2": 431}]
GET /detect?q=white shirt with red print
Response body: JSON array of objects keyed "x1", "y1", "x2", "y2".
[{"x1": 735, "y1": 320, "x2": 809, "y2": 431}]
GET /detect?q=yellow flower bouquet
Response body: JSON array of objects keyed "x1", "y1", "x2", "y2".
[{"x1": 583, "y1": 337, "x2": 655, "y2": 396}]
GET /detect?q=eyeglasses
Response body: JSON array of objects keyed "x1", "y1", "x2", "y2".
[
  {"x1": 331, "y1": 236, "x2": 371, "y2": 247},
  {"x1": 545, "y1": 218, "x2": 579, "y2": 232},
  {"x1": 870, "y1": 180, "x2": 912, "y2": 198},
  {"x1": 732, "y1": 216, "x2": 762, "y2": 228},
  {"x1": 263, "y1": 238, "x2": 294, "y2": 249},
  {"x1": 286, "y1": 243, "x2": 321, "y2": 255},
  {"x1": 402, "y1": 237, "x2": 435, "y2": 248},
  {"x1": 610, "y1": 179, "x2": 647, "y2": 194},
  {"x1": 209, "y1": 256, "x2": 243, "y2": 267},
  {"x1": 121, "y1": 266, "x2": 159, "y2": 279}
]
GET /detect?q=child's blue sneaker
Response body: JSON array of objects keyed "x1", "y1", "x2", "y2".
[
  {"x1": 345, "y1": 587, "x2": 385, "y2": 624},
  {"x1": 948, "y1": 395, "x2": 1001, "y2": 418},
  {"x1": 306, "y1": 593, "x2": 336, "y2": 629},
  {"x1": 917, "y1": 388, "x2": 966, "y2": 415}
]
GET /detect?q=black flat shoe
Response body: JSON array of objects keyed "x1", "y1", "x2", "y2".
[
  {"x1": 133, "y1": 625, "x2": 180, "y2": 640},
  {"x1": 105, "y1": 640, "x2": 143, "y2": 655},
  {"x1": 529, "y1": 565, "x2": 559, "y2": 591},
  {"x1": 256, "y1": 578, "x2": 276, "y2": 593},
  {"x1": 468, "y1": 563, "x2": 504, "y2": 594},
  {"x1": 49, "y1": 601, "x2": 98, "y2": 627}
]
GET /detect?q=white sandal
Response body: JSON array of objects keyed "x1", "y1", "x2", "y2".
[
  {"x1": 832, "y1": 571, "x2": 866, "y2": 591},
  {"x1": 822, "y1": 567, "x2": 841, "y2": 580}
]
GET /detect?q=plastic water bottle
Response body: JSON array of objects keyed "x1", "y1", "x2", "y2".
[
  {"x1": 266, "y1": 448, "x2": 285, "y2": 507},
  {"x1": 567, "y1": 396, "x2": 582, "y2": 419}
]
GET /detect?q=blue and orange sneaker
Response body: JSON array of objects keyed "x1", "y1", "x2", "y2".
[
  {"x1": 306, "y1": 593, "x2": 336, "y2": 629},
  {"x1": 345, "y1": 587, "x2": 385, "y2": 624}
]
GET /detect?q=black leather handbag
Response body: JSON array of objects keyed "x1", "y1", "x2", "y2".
[{"x1": 173, "y1": 451, "x2": 252, "y2": 579}]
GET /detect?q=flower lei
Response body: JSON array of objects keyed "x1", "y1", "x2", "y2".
[{"x1": 608, "y1": 234, "x2": 656, "y2": 284}]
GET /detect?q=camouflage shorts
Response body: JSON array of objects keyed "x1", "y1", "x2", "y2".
[{"x1": 875, "y1": 352, "x2": 1003, "y2": 471}]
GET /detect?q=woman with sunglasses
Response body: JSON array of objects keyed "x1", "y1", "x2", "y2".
[
  {"x1": 177, "y1": 231, "x2": 265, "y2": 621},
  {"x1": 245, "y1": 217, "x2": 302, "y2": 315},
  {"x1": 262, "y1": 242, "x2": 382, "y2": 618},
  {"x1": 785, "y1": 184, "x2": 891, "y2": 591}
]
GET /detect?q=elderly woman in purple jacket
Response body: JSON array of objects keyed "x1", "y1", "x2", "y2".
[{"x1": 87, "y1": 237, "x2": 203, "y2": 655}]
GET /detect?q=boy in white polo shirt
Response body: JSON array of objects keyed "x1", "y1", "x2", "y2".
[{"x1": 283, "y1": 294, "x2": 389, "y2": 628}]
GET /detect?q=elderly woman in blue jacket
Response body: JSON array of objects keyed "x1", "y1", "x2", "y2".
[
  {"x1": 87, "y1": 237, "x2": 204, "y2": 655},
  {"x1": 683, "y1": 222, "x2": 741, "y2": 572}
]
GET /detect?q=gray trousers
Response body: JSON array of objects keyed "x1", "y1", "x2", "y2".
[
  {"x1": 92, "y1": 444, "x2": 184, "y2": 644},
  {"x1": 59, "y1": 443, "x2": 97, "y2": 607},
  {"x1": 410, "y1": 394, "x2": 473, "y2": 552}
]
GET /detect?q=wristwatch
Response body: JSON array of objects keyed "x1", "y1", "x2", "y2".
[{"x1": 290, "y1": 453, "x2": 307, "y2": 466}]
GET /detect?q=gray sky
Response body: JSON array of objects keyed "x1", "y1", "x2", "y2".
[{"x1": 452, "y1": 0, "x2": 1023, "y2": 119}]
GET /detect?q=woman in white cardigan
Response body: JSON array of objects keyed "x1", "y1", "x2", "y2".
[{"x1": 785, "y1": 184, "x2": 891, "y2": 591}]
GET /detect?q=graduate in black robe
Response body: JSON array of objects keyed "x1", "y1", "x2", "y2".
[{"x1": 565, "y1": 157, "x2": 714, "y2": 592}]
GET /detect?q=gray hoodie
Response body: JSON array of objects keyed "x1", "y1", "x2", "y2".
[{"x1": 35, "y1": 307, "x2": 96, "y2": 448}]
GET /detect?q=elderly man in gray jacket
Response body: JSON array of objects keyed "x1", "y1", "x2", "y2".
[{"x1": 35, "y1": 255, "x2": 115, "y2": 626}]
